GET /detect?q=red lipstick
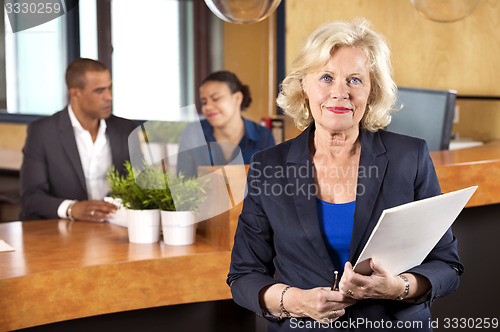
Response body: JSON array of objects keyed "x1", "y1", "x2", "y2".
[{"x1": 326, "y1": 107, "x2": 351, "y2": 114}]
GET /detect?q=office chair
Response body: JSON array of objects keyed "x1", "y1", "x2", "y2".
[{"x1": 386, "y1": 86, "x2": 457, "y2": 152}]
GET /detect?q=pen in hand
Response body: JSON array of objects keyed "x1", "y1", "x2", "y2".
[{"x1": 331, "y1": 271, "x2": 339, "y2": 291}]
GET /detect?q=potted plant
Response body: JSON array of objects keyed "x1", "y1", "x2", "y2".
[
  {"x1": 107, "y1": 161, "x2": 162, "y2": 243},
  {"x1": 153, "y1": 171, "x2": 208, "y2": 246}
]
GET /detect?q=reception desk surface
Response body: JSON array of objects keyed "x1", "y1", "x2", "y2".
[
  {"x1": 0, "y1": 219, "x2": 233, "y2": 330},
  {"x1": 430, "y1": 141, "x2": 500, "y2": 207}
]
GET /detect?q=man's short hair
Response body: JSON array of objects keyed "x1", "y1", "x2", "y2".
[{"x1": 65, "y1": 58, "x2": 108, "y2": 90}]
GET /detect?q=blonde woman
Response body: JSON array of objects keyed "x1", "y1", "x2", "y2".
[{"x1": 228, "y1": 19, "x2": 463, "y2": 331}]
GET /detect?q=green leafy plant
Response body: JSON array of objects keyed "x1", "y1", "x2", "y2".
[
  {"x1": 153, "y1": 171, "x2": 209, "y2": 212},
  {"x1": 107, "y1": 161, "x2": 208, "y2": 212},
  {"x1": 107, "y1": 161, "x2": 161, "y2": 210}
]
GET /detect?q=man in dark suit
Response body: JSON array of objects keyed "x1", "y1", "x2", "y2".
[{"x1": 20, "y1": 58, "x2": 137, "y2": 221}]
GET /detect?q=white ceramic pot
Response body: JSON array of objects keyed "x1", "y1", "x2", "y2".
[
  {"x1": 126, "y1": 209, "x2": 161, "y2": 243},
  {"x1": 161, "y1": 210, "x2": 196, "y2": 246}
]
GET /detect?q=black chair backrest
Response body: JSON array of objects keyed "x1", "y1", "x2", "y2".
[{"x1": 386, "y1": 86, "x2": 456, "y2": 151}]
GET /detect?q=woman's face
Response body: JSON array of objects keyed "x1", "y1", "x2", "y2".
[
  {"x1": 302, "y1": 46, "x2": 371, "y2": 135},
  {"x1": 200, "y1": 81, "x2": 242, "y2": 129}
]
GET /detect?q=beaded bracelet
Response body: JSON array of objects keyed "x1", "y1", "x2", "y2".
[
  {"x1": 279, "y1": 285, "x2": 292, "y2": 319},
  {"x1": 397, "y1": 275, "x2": 410, "y2": 300}
]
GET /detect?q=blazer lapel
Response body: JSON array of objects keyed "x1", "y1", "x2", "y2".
[
  {"x1": 349, "y1": 130, "x2": 388, "y2": 262},
  {"x1": 58, "y1": 108, "x2": 87, "y2": 194},
  {"x1": 287, "y1": 125, "x2": 334, "y2": 268}
]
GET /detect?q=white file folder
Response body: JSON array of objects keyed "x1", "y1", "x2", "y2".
[{"x1": 354, "y1": 186, "x2": 477, "y2": 275}]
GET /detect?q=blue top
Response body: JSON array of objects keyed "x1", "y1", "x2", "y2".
[
  {"x1": 177, "y1": 118, "x2": 275, "y2": 178},
  {"x1": 316, "y1": 198, "x2": 356, "y2": 273}
]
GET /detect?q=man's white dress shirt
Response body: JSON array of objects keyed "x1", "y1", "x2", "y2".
[{"x1": 57, "y1": 106, "x2": 112, "y2": 218}]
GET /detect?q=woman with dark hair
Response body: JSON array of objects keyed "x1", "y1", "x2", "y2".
[{"x1": 177, "y1": 70, "x2": 275, "y2": 178}]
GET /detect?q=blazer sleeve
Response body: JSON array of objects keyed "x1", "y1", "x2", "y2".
[
  {"x1": 227, "y1": 154, "x2": 279, "y2": 315},
  {"x1": 20, "y1": 122, "x2": 67, "y2": 220},
  {"x1": 406, "y1": 140, "x2": 464, "y2": 305}
]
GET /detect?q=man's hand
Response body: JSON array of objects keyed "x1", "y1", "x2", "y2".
[{"x1": 70, "y1": 200, "x2": 118, "y2": 222}]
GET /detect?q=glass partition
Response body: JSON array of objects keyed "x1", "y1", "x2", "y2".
[
  {"x1": 3, "y1": 8, "x2": 67, "y2": 115},
  {"x1": 0, "y1": 0, "x2": 222, "y2": 122}
]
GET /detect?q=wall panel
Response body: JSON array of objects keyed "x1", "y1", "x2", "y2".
[
  {"x1": 285, "y1": 0, "x2": 500, "y2": 96},
  {"x1": 223, "y1": 16, "x2": 276, "y2": 123},
  {"x1": 0, "y1": 123, "x2": 26, "y2": 150}
]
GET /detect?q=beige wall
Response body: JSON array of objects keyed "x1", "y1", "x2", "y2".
[
  {"x1": 285, "y1": 0, "x2": 500, "y2": 94},
  {"x1": 223, "y1": 16, "x2": 276, "y2": 124},
  {"x1": 454, "y1": 100, "x2": 500, "y2": 142},
  {"x1": 285, "y1": 0, "x2": 500, "y2": 141},
  {"x1": 0, "y1": 123, "x2": 26, "y2": 150}
]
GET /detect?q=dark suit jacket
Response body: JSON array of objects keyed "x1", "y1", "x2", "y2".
[
  {"x1": 228, "y1": 125, "x2": 464, "y2": 331},
  {"x1": 20, "y1": 108, "x2": 138, "y2": 220}
]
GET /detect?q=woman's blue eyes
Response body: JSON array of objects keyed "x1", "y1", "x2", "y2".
[
  {"x1": 320, "y1": 75, "x2": 333, "y2": 83},
  {"x1": 319, "y1": 75, "x2": 362, "y2": 84}
]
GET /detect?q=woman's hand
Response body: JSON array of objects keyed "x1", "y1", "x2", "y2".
[
  {"x1": 288, "y1": 286, "x2": 356, "y2": 323},
  {"x1": 260, "y1": 284, "x2": 356, "y2": 323},
  {"x1": 339, "y1": 260, "x2": 404, "y2": 300}
]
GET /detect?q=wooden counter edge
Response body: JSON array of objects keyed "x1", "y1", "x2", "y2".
[
  {"x1": 430, "y1": 141, "x2": 500, "y2": 207},
  {"x1": 0, "y1": 251, "x2": 232, "y2": 330}
]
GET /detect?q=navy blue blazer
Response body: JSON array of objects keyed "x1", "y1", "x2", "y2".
[
  {"x1": 20, "y1": 108, "x2": 138, "y2": 220},
  {"x1": 228, "y1": 125, "x2": 464, "y2": 331}
]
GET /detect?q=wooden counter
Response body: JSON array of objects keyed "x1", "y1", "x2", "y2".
[
  {"x1": 430, "y1": 141, "x2": 500, "y2": 207},
  {"x1": 0, "y1": 219, "x2": 235, "y2": 331}
]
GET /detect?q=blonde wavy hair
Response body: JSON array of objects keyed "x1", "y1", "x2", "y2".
[{"x1": 277, "y1": 18, "x2": 397, "y2": 132}]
